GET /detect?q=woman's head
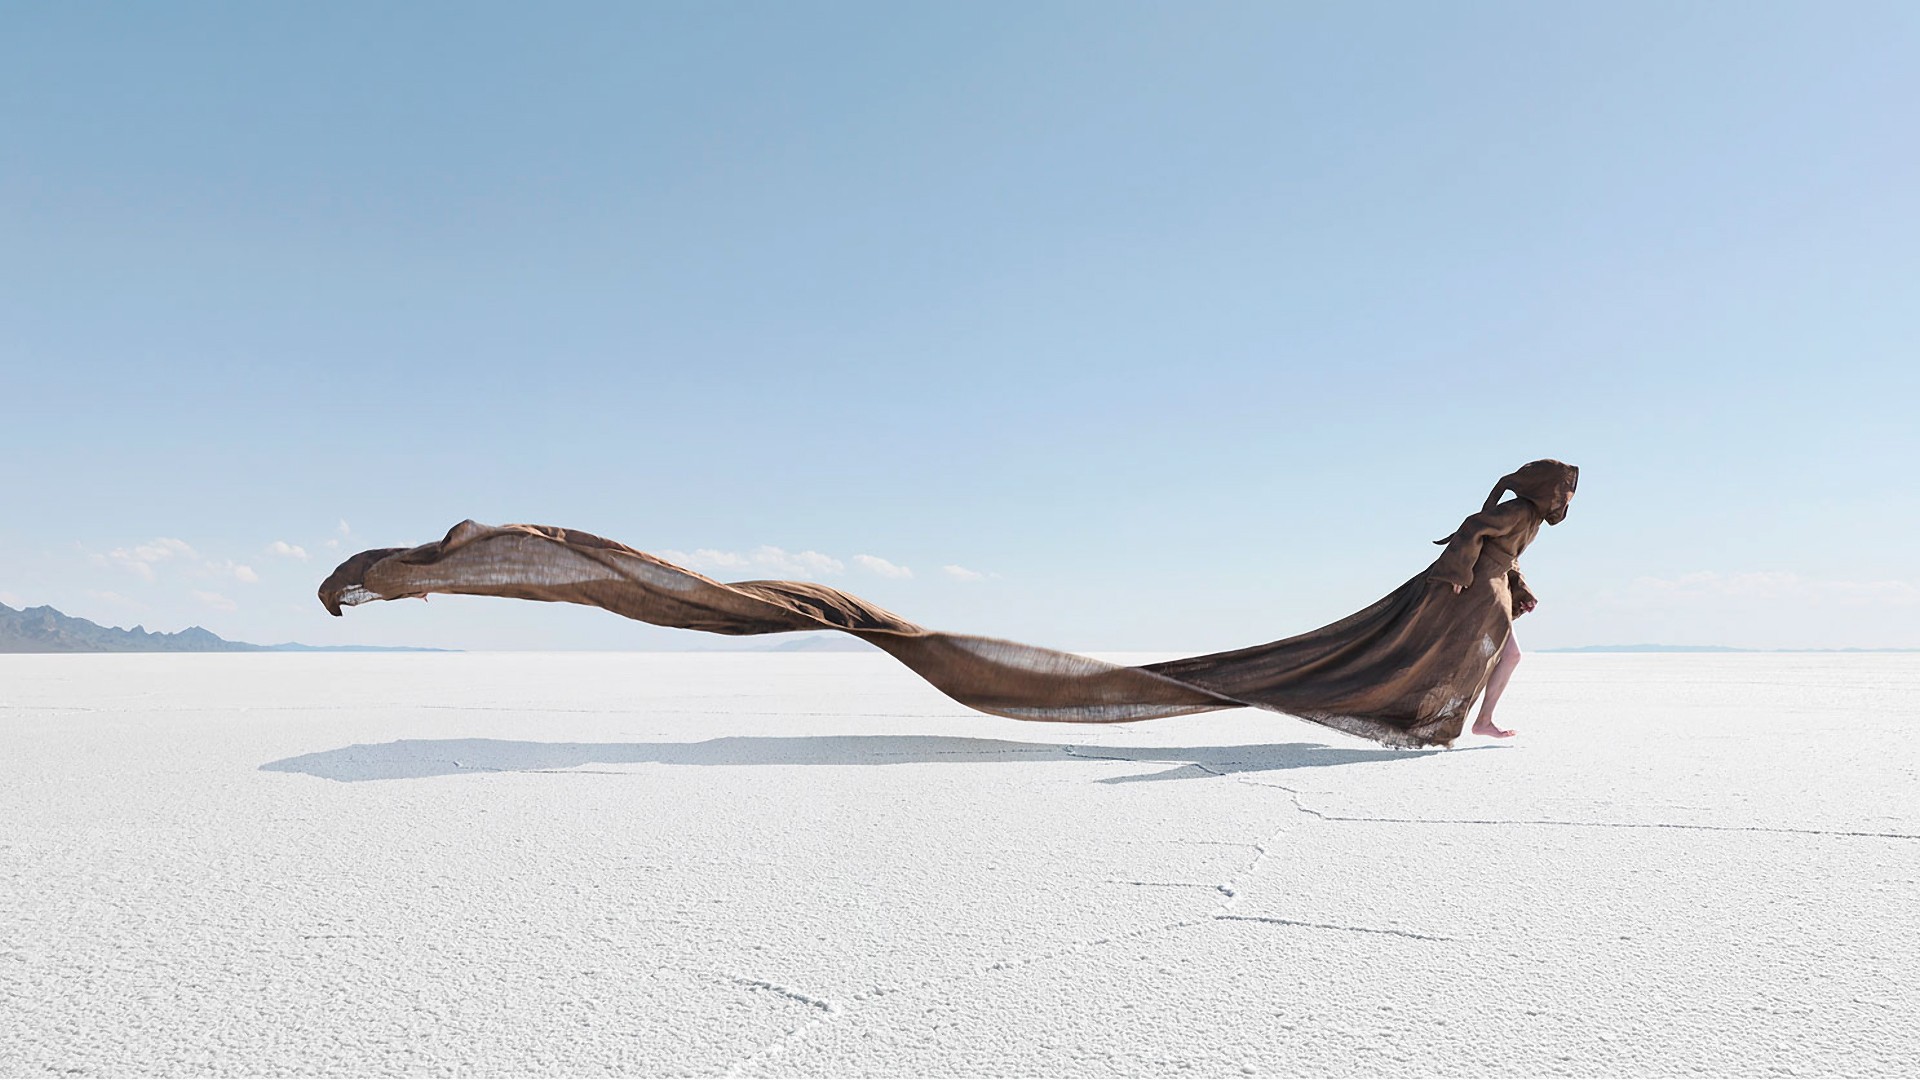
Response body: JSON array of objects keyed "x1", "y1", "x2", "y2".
[{"x1": 1486, "y1": 459, "x2": 1579, "y2": 524}]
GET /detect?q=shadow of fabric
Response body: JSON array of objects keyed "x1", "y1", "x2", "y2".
[{"x1": 260, "y1": 734, "x2": 1466, "y2": 784}]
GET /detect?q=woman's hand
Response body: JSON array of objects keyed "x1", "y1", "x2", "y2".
[
  {"x1": 1451, "y1": 583, "x2": 1463, "y2": 595},
  {"x1": 1517, "y1": 597, "x2": 1538, "y2": 615}
]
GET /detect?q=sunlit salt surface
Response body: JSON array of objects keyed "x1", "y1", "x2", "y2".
[{"x1": 3, "y1": 652, "x2": 1915, "y2": 1076}]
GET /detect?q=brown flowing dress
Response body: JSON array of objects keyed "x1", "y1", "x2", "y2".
[{"x1": 319, "y1": 461, "x2": 1577, "y2": 749}]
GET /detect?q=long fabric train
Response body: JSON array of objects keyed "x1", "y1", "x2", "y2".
[{"x1": 319, "y1": 463, "x2": 1575, "y2": 749}]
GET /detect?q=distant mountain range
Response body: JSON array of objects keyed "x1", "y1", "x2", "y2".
[
  {"x1": 7, "y1": 600, "x2": 1911, "y2": 656},
  {"x1": 678, "y1": 633, "x2": 878, "y2": 653},
  {"x1": 0, "y1": 602, "x2": 449, "y2": 653},
  {"x1": 1541, "y1": 644, "x2": 1920, "y2": 654}
]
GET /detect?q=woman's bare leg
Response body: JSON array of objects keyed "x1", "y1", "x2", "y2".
[{"x1": 1471, "y1": 633, "x2": 1522, "y2": 738}]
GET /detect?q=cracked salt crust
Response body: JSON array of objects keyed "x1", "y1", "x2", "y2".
[{"x1": 1, "y1": 651, "x2": 1916, "y2": 1076}]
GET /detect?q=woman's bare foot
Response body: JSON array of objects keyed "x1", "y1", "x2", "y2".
[
  {"x1": 1471, "y1": 716, "x2": 1517, "y2": 738},
  {"x1": 1471, "y1": 635, "x2": 1523, "y2": 739}
]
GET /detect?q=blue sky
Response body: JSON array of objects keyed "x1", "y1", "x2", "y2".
[{"x1": 3, "y1": 1, "x2": 1916, "y2": 651}]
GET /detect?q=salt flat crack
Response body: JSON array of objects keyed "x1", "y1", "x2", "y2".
[
  {"x1": 723, "y1": 751, "x2": 1362, "y2": 1072},
  {"x1": 666, "y1": 965, "x2": 837, "y2": 1014},
  {"x1": 1208, "y1": 825, "x2": 1286, "y2": 911},
  {"x1": 1060, "y1": 745, "x2": 1228, "y2": 777},
  {"x1": 941, "y1": 919, "x2": 1206, "y2": 981},
  {"x1": 1107, "y1": 879, "x2": 1230, "y2": 891},
  {"x1": 725, "y1": 791, "x2": 1342, "y2": 1072},
  {"x1": 686, "y1": 968, "x2": 838, "y2": 1078},
  {"x1": 721, "y1": 910, "x2": 1213, "y2": 1068},
  {"x1": 1234, "y1": 780, "x2": 1917, "y2": 840},
  {"x1": 1207, "y1": 777, "x2": 1461, "y2": 942},
  {"x1": 719, "y1": 902, "x2": 1451, "y2": 1075},
  {"x1": 726, "y1": 977, "x2": 837, "y2": 1014},
  {"x1": 1213, "y1": 914, "x2": 1456, "y2": 942},
  {"x1": 1351, "y1": 816, "x2": 1920, "y2": 840},
  {"x1": 717, "y1": 919, "x2": 1216, "y2": 1077},
  {"x1": 1358, "y1": 816, "x2": 1920, "y2": 841},
  {"x1": 1103, "y1": 838, "x2": 1266, "y2": 850},
  {"x1": 717, "y1": 749, "x2": 1303, "y2": 1073}
]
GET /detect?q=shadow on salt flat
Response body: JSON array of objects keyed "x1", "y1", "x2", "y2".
[{"x1": 260, "y1": 735, "x2": 1458, "y2": 784}]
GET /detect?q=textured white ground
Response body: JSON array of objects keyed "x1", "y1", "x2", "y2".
[{"x1": 2, "y1": 652, "x2": 1916, "y2": 1077}]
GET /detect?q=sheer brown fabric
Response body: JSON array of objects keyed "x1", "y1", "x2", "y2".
[{"x1": 318, "y1": 462, "x2": 1577, "y2": 748}]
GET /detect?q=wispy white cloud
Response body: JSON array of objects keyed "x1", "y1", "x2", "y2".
[
  {"x1": 660, "y1": 548, "x2": 748, "y2": 571},
  {"x1": 941, "y1": 564, "x2": 991, "y2": 582},
  {"x1": 657, "y1": 546, "x2": 847, "y2": 579},
  {"x1": 93, "y1": 538, "x2": 196, "y2": 582},
  {"x1": 1621, "y1": 572, "x2": 1920, "y2": 607},
  {"x1": 84, "y1": 590, "x2": 143, "y2": 612},
  {"x1": 650, "y1": 545, "x2": 924, "y2": 582},
  {"x1": 89, "y1": 536, "x2": 267, "y2": 589},
  {"x1": 266, "y1": 541, "x2": 309, "y2": 560},
  {"x1": 193, "y1": 590, "x2": 238, "y2": 613},
  {"x1": 201, "y1": 559, "x2": 260, "y2": 584},
  {"x1": 774, "y1": 548, "x2": 844, "y2": 576},
  {"x1": 854, "y1": 554, "x2": 914, "y2": 579},
  {"x1": 0, "y1": 590, "x2": 22, "y2": 607}
]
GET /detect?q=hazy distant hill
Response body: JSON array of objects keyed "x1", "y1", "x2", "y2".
[
  {"x1": 1541, "y1": 643, "x2": 1920, "y2": 654},
  {"x1": 676, "y1": 632, "x2": 878, "y2": 653},
  {"x1": 1542, "y1": 644, "x2": 1748, "y2": 653},
  {"x1": 11, "y1": 601, "x2": 1905, "y2": 656},
  {"x1": 735, "y1": 633, "x2": 876, "y2": 653},
  {"x1": 0, "y1": 602, "x2": 447, "y2": 653}
]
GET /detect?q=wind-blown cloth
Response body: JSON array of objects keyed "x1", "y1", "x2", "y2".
[{"x1": 318, "y1": 461, "x2": 1576, "y2": 749}]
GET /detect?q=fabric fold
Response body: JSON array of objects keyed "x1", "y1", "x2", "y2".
[{"x1": 321, "y1": 521, "x2": 1239, "y2": 727}]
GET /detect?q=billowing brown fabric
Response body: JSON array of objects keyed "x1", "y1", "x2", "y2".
[{"x1": 319, "y1": 461, "x2": 1577, "y2": 748}]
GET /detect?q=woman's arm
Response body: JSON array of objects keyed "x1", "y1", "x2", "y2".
[
  {"x1": 1508, "y1": 566, "x2": 1538, "y2": 616},
  {"x1": 1427, "y1": 501, "x2": 1532, "y2": 592}
]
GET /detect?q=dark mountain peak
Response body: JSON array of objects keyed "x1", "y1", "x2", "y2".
[
  {"x1": 0, "y1": 600, "x2": 452, "y2": 653},
  {"x1": 0, "y1": 602, "x2": 262, "y2": 653}
]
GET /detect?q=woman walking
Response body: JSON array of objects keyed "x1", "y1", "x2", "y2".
[{"x1": 1143, "y1": 458, "x2": 1577, "y2": 744}]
